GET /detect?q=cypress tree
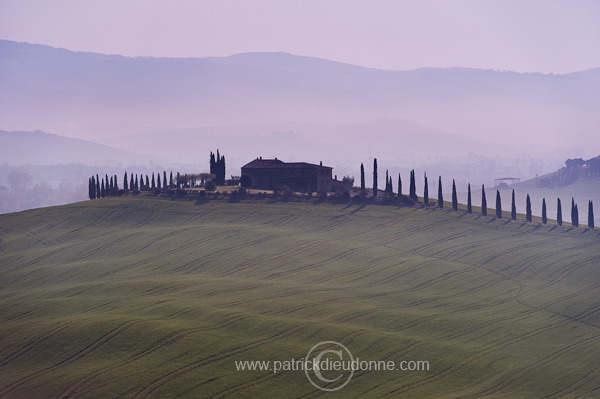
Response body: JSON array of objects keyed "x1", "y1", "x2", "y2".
[
  {"x1": 210, "y1": 152, "x2": 215, "y2": 175},
  {"x1": 572, "y1": 199, "x2": 579, "y2": 227},
  {"x1": 495, "y1": 190, "x2": 502, "y2": 219},
  {"x1": 360, "y1": 163, "x2": 365, "y2": 190},
  {"x1": 511, "y1": 189, "x2": 517, "y2": 220},
  {"x1": 526, "y1": 194, "x2": 532, "y2": 222},
  {"x1": 124, "y1": 172, "x2": 128, "y2": 191},
  {"x1": 481, "y1": 185, "x2": 487, "y2": 216},
  {"x1": 398, "y1": 173, "x2": 402, "y2": 197},
  {"x1": 151, "y1": 173, "x2": 156, "y2": 189},
  {"x1": 157, "y1": 174, "x2": 161, "y2": 189},
  {"x1": 163, "y1": 171, "x2": 167, "y2": 188},
  {"x1": 114, "y1": 175, "x2": 118, "y2": 191},
  {"x1": 145, "y1": 175, "x2": 149, "y2": 189},
  {"x1": 588, "y1": 201, "x2": 594, "y2": 229},
  {"x1": 388, "y1": 174, "x2": 393, "y2": 195},
  {"x1": 542, "y1": 198, "x2": 547, "y2": 224},
  {"x1": 372, "y1": 158, "x2": 378, "y2": 197},
  {"x1": 409, "y1": 169, "x2": 417, "y2": 201},
  {"x1": 170, "y1": 171, "x2": 174, "y2": 188},
  {"x1": 220, "y1": 155, "x2": 226, "y2": 186},
  {"x1": 423, "y1": 173, "x2": 429, "y2": 206},
  {"x1": 101, "y1": 178, "x2": 106, "y2": 198},
  {"x1": 105, "y1": 174, "x2": 110, "y2": 194},
  {"x1": 467, "y1": 183, "x2": 472, "y2": 214},
  {"x1": 385, "y1": 170, "x2": 389, "y2": 195},
  {"x1": 176, "y1": 172, "x2": 181, "y2": 188},
  {"x1": 452, "y1": 179, "x2": 458, "y2": 211},
  {"x1": 130, "y1": 174, "x2": 134, "y2": 191},
  {"x1": 134, "y1": 175, "x2": 138, "y2": 191},
  {"x1": 88, "y1": 177, "x2": 94, "y2": 200},
  {"x1": 557, "y1": 198, "x2": 562, "y2": 226},
  {"x1": 438, "y1": 176, "x2": 443, "y2": 209},
  {"x1": 96, "y1": 174, "x2": 100, "y2": 198}
]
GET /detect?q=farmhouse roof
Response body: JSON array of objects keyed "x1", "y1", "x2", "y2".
[{"x1": 242, "y1": 158, "x2": 332, "y2": 169}]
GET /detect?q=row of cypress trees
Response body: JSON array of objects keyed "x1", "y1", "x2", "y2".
[
  {"x1": 359, "y1": 161, "x2": 595, "y2": 228},
  {"x1": 88, "y1": 171, "x2": 190, "y2": 199}
]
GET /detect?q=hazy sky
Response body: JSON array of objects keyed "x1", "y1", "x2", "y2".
[{"x1": 1, "y1": 0, "x2": 599, "y2": 73}]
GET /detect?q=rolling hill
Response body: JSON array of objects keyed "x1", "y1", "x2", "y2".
[{"x1": 0, "y1": 197, "x2": 598, "y2": 398}]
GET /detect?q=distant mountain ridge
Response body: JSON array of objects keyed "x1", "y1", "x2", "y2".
[
  {"x1": 1, "y1": 39, "x2": 599, "y2": 156},
  {"x1": 0, "y1": 130, "x2": 151, "y2": 166}
]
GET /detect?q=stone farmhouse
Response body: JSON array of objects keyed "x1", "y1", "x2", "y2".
[{"x1": 241, "y1": 157, "x2": 350, "y2": 193}]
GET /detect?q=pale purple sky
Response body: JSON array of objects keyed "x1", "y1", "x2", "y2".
[{"x1": 1, "y1": 0, "x2": 599, "y2": 73}]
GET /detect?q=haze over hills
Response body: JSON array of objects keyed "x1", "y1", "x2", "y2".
[
  {"x1": 0, "y1": 130, "x2": 152, "y2": 166},
  {"x1": 1, "y1": 39, "x2": 598, "y2": 161}
]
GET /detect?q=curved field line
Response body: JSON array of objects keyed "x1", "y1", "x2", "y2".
[
  {"x1": 0, "y1": 321, "x2": 76, "y2": 367},
  {"x1": 130, "y1": 325, "x2": 305, "y2": 399},
  {"x1": 381, "y1": 318, "x2": 574, "y2": 398},
  {"x1": 57, "y1": 315, "x2": 252, "y2": 398},
  {"x1": 541, "y1": 364, "x2": 600, "y2": 399},
  {"x1": 0, "y1": 320, "x2": 139, "y2": 397},
  {"x1": 214, "y1": 238, "x2": 329, "y2": 278},
  {"x1": 458, "y1": 335, "x2": 600, "y2": 399}
]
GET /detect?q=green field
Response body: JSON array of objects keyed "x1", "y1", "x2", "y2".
[{"x1": 0, "y1": 196, "x2": 599, "y2": 398}]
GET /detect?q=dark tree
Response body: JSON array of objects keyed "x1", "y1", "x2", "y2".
[
  {"x1": 134, "y1": 175, "x2": 139, "y2": 191},
  {"x1": 557, "y1": 198, "x2": 563, "y2": 226},
  {"x1": 526, "y1": 194, "x2": 532, "y2": 222},
  {"x1": 130, "y1": 174, "x2": 134, "y2": 191},
  {"x1": 145, "y1": 175, "x2": 149, "y2": 189},
  {"x1": 423, "y1": 173, "x2": 429, "y2": 206},
  {"x1": 372, "y1": 158, "x2": 378, "y2": 197},
  {"x1": 123, "y1": 172, "x2": 128, "y2": 191},
  {"x1": 210, "y1": 152, "x2": 216, "y2": 175},
  {"x1": 176, "y1": 172, "x2": 181, "y2": 188},
  {"x1": 220, "y1": 155, "x2": 226, "y2": 186},
  {"x1": 96, "y1": 174, "x2": 100, "y2": 198},
  {"x1": 114, "y1": 175, "x2": 118, "y2": 191},
  {"x1": 360, "y1": 163, "x2": 365, "y2": 191},
  {"x1": 169, "y1": 171, "x2": 174, "y2": 188},
  {"x1": 163, "y1": 171, "x2": 167, "y2": 188},
  {"x1": 542, "y1": 198, "x2": 548, "y2": 224},
  {"x1": 157, "y1": 174, "x2": 161, "y2": 189},
  {"x1": 571, "y1": 198, "x2": 579, "y2": 227},
  {"x1": 100, "y1": 178, "x2": 106, "y2": 198},
  {"x1": 409, "y1": 169, "x2": 417, "y2": 201},
  {"x1": 511, "y1": 189, "x2": 517, "y2": 220},
  {"x1": 495, "y1": 190, "x2": 502, "y2": 219},
  {"x1": 105, "y1": 174, "x2": 110, "y2": 194},
  {"x1": 481, "y1": 185, "x2": 487, "y2": 216},
  {"x1": 398, "y1": 173, "x2": 402, "y2": 197},
  {"x1": 467, "y1": 183, "x2": 472, "y2": 214},
  {"x1": 151, "y1": 173, "x2": 156, "y2": 189},
  {"x1": 452, "y1": 179, "x2": 458, "y2": 211},
  {"x1": 386, "y1": 172, "x2": 393, "y2": 196},
  {"x1": 588, "y1": 200, "x2": 594, "y2": 229},
  {"x1": 88, "y1": 177, "x2": 95, "y2": 200},
  {"x1": 437, "y1": 176, "x2": 443, "y2": 209}
]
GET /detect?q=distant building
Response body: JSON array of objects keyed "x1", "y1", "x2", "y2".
[
  {"x1": 241, "y1": 157, "x2": 348, "y2": 193},
  {"x1": 494, "y1": 177, "x2": 520, "y2": 189}
]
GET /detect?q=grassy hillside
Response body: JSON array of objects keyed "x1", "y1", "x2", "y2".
[{"x1": 0, "y1": 197, "x2": 599, "y2": 398}]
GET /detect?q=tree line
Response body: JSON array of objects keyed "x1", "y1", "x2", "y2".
[
  {"x1": 360, "y1": 159, "x2": 595, "y2": 229},
  {"x1": 88, "y1": 150, "x2": 226, "y2": 199}
]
